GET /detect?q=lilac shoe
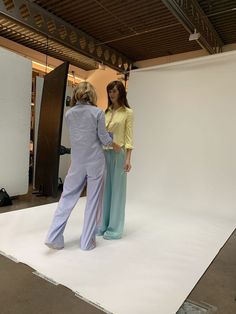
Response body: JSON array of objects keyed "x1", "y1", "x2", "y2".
[{"x1": 45, "y1": 242, "x2": 64, "y2": 250}]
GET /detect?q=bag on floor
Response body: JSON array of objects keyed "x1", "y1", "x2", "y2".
[{"x1": 0, "y1": 188, "x2": 12, "y2": 207}]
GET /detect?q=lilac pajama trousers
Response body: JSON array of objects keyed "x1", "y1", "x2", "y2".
[{"x1": 45, "y1": 158, "x2": 105, "y2": 250}]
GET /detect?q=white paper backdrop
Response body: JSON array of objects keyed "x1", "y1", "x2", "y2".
[{"x1": 127, "y1": 51, "x2": 236, "y2": 215}]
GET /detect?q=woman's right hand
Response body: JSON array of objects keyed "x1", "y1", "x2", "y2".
[{"x1": 112, "y1": 142, "x2": 121, "y2": 152}]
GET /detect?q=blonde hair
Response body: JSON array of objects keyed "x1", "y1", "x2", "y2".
[{"x1": 71, "y1": 81, "x2": 97, "y2": 107}]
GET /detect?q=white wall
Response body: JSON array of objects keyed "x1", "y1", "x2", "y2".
[
  {"x1": 0, "y1": 47, "x2": 31, "y2": 196},
  {"x1": 128, "y1": 51, "x2": 236, "y2": 213},
  {"x1": 87, "y1": 67, "x2": 118, "y2": 110},
  {"x1": 33, "y1": 76, "x2": 44, "y2": 189},
  {"x1": 134, "y1": 49, "x2": 209, "y2": 68}
]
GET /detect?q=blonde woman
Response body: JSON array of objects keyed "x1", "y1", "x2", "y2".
[{"x1": 45, "y1": 82, "x2": 120, "y2": 251}]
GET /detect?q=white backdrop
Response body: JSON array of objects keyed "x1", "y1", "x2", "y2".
[
  {"x1": 0, "y1": 47, "x2": 31, "y2": 196},
  {"x1": 127, "y1": 51, "x2": 236, "y2": 215}
]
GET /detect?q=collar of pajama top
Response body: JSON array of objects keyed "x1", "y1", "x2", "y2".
[{"x1": 105, "y1": 106, "x2": 134, "y2": 150}]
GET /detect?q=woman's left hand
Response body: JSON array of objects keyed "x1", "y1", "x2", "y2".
[{"x1": 124, "y1": 161, "x2": 132, "y2": 172}]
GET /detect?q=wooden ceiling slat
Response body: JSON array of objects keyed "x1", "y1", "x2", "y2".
[
  {"x1": 61, "y1": 7, "x2": 173, "y2": 26},
  {"x1": 198, "y1": 0, "x2": 236, "y2": 13},
  {"x1": 73, "y1": 14, "x2": 176, "y2": 30}
]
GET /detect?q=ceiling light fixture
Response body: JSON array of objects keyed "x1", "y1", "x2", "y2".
[
  {"x1": 32, "y1": 61, "x2": 83, "y2": 83},
  {"x1": 189, "y1": 29, "x2": 201, "y2": 41}
]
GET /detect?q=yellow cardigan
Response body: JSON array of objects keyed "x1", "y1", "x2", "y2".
[{"x1": 105, "y1": 106, "x2": 134, "y2": 149}]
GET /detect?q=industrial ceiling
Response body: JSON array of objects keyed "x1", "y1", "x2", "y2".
[{"x1": 0, "y1": 0, "x2": 235, "y2": 71}]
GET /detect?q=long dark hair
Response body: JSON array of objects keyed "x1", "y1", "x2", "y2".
[{"x1": 106, "y1": 80, "x2": 130, "y2": 113}]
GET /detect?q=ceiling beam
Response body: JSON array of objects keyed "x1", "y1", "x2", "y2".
[
  {"x1": 161, "y1": 0, "x2": 223, "y2": 54},
  {"x1": 0, "y1": 0, "x2": 133, "y2": 72}
]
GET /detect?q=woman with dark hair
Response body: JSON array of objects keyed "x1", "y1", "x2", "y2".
[
  {"x1": 45, "y1": 82, "x2": 120, "y2": 251},
  {"x1": 98, "y1": 80, "x2": 134, "y2": 240}
]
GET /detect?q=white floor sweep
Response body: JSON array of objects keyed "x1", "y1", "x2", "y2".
[
  {"x1": 1, "y1": 51, "x2": 236, "y2": 314},
  {"x1": 0, "y1": 199, "x2": 235, "y2": 314}
]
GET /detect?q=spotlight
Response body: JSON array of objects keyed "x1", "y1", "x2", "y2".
[
  {"x1": 189, "y1": 29, "x2": 201, "y2": 41},
  {"x1": 98, "y1": 63, "x2": 105, "y2": 70}
]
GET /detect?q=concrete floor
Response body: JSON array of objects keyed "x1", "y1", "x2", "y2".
[
  {"x1": 0, "y1": 188, "x2": 236, "y2": 314},
  {"x1": 187, "y1": 230, "x2": 236, "y2": 314}
]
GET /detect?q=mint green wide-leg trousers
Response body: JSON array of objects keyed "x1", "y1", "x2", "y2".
[{"x1": 98, "y1": 149, "x2": 127, "y2": 239}]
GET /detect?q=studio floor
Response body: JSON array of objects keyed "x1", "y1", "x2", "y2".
[{"x1": 0, "y1": 187, "x2": 236, "y2": 314}]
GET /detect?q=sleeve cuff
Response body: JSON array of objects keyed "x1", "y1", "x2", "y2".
[{"x1": 125, "y1": 144, "x2": 134, "y2": 149}]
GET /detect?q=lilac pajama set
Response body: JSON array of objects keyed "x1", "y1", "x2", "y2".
[{"x1": 45, "y1": 102, "x2": 113, "y2": 250}]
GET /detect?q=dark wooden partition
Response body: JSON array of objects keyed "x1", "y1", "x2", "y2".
[{"x1": 35, "y1": 62, "x2": 69, "y2": 197}]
